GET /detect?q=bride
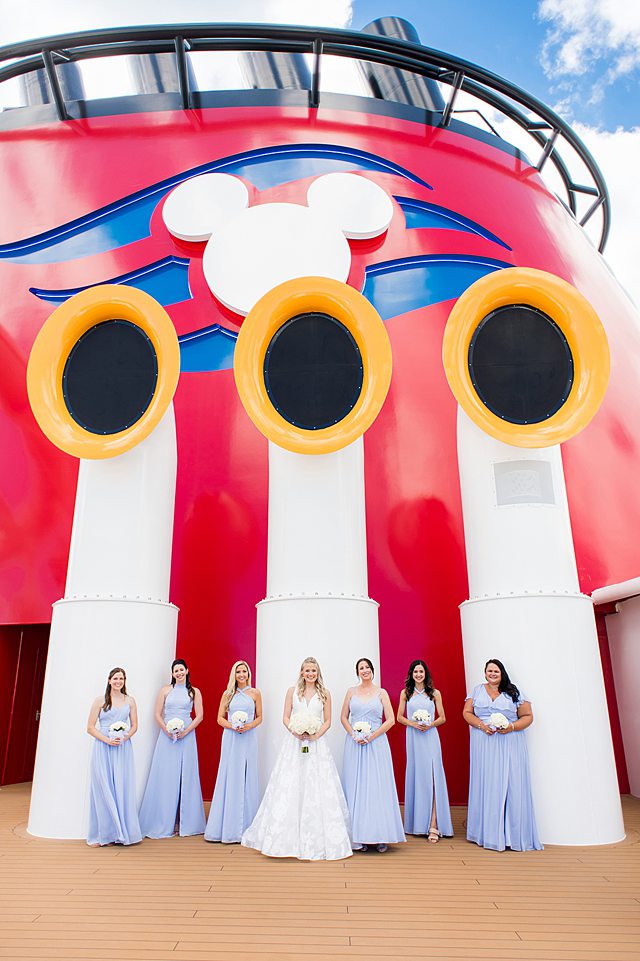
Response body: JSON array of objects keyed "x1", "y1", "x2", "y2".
[{"x1": 241, "y1": 656, "x2": 352, "y2": 860}]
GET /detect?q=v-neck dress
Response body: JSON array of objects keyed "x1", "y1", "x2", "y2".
[
  {"x1": 342, "y1": 691, "x2": 405, "y2": 846},
  {"x1": 466, "y1": 684, "x2": 542, "y2": 851},
  {"x1": 242, "y1": 690, "x2": 352, "y2": 860}
]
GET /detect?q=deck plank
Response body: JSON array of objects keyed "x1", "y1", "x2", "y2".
[{"x1": 0, "y1": 784, "x2": 638, "y2": 961}]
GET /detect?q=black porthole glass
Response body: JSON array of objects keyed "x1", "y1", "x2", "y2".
[
  {"x1": 468, "y1": 304, "x2": 574, "y2": 425},
  {"x1": 62, "y1": 319, "x2": 158, "y2": 435},
  {"x1": 263, "y1": 312, "x2": 364, "y2": 430}
]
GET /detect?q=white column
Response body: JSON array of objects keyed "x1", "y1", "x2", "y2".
[
  {"x1": 457, "y1": 407, "x2": 624, "y2": 845},
  {"x1": 28, "y1": 407, "x2": 179, "y2": 840},
  {"x1": 256, "y1": 437, "x2": 380, "y2": 784}
]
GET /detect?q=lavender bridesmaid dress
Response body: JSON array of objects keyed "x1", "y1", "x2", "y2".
[
  {"x1": 404, "y1": 690, "x2": 453, "y2": 836},
  {"x1": 139, "y1": 683, "x2": 206, "y2": 838},
  {"x1": 87, "y1": 701, "x2": 142, "y2": 846},
  {"x1": 342, "y1": 692, "x2": 405, "y2": 846},
  {"x1": 205, "y1": 689, "x2": 259, "y2": 842},
  {"x1": 466, "y1": 684, "x2": 542, "y2": 851}
]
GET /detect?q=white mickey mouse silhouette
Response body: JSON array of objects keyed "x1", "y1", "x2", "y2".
[{"x1": 162, "y1": 171, "x2": 393, "y2": 317}]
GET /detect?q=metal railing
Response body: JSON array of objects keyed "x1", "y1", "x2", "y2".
[{"x1": 0, "y1": 23, "x2": 610, "y2": 251}]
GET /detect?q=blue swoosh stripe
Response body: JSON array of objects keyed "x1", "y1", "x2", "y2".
[
  {"x1": 177, "y1": 255, "x2": 510, "y2": 372},
  {"x1": 0, "y1": 144, "x2": 431, "y2": 266},
  {"x1": 29, "y1": 257, "x2": 192, "y2": 306},
  {"x1": 395, "y1": 198, "x2": 511, "y2": 250},
  {"x1": 178, "y1": 324, "x2": 237, "y2": 373},
  {"x1": 362, "y1": 255, "x2": 510, "y2": 321}
]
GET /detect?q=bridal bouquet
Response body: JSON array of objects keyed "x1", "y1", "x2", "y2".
[
  {"x1": 288, "y1": 712, "x2": 322, "y2": 753},
  {"x1": 489, "y1": 712, "x2": 510, "y2": 730},
  {"x1": 412, "y1": 709, "x2": 433, "y2": 727},
  {"x1": 108, "y1": 721, "x2": 127, "y2": 743},
  {"x1": 166, "y1": 717, "x2": 185, "y2": 741},
  {"x1": 230, "y1": 710, "x2": 248, "y2": 730},
  {"x1": 353, "y1": 721, "x2": 372, "y2": 742}
]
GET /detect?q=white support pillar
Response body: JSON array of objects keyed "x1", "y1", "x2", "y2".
[
  {"x1": 457, "y1": 407, "x2": 624, "y2": 845},
  {"x1": 256, "y1": 437, "x2": 380, "y2": 784},
  {"x1": 28, "y1": 407, "x2": 178, "y2": 840}
]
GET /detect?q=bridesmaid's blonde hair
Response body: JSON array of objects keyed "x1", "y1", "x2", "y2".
[
  {"x1": 223, "y1": 660, "x2": 252, "y2": 709},
  {"x1": 296, "y1": 656, "x2": 328, "y2": 703}
]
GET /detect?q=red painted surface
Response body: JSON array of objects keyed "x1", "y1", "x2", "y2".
[
  {"x1": 0, "y1": 625, "x2": 49, "y2": 785},
  {"x1": 1, "y1": 104, "x2": 639, "y2": 802}
]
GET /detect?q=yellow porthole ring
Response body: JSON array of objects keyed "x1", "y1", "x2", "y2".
[
  {"x1": 234, "y1": 276, "x2": 392, "y2": 455},
  {"x1": 26, "y1": 285, "x2": 180, "y2": 459},
  {"x1": 442, "y1": 267, "x2": 610, "y2": 448}
]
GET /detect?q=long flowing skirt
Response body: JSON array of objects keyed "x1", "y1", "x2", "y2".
[
  {"x1": 467, "y1": 728, "x2": 542, "y2": 851},
  {"x1": 404, "y1": 726, "x2": 453, "y2": 836},
  {"x1": 205, "y1": 727, "x2": 259, "y2": 843},
  {"x1": 342, "y1": 734, "x2": 405, "y2": 845},
  {"x1": 87, "y1": 740, "x2": 142, "y2": 846},
  {"x1": 139, "y1": 730, "x2": 205, "y2": 838},
  {"x1": 242, "y1": 734, "x2": 352, "y2": 860}
]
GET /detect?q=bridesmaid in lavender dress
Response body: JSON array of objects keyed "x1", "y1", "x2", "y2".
[
  {"x1": 463, "y1": 658, "x2": 542, "y2": 852},
  {"x1": 341, "y1": 658, "x2": 405, "y2": 852},
  {"x1": 139, "y1": 658, "x2": 206, "y2": 838},
  {"x1": 205, "y1": 660, "x2": 262, "y2": 843},
  {"x1": 397, "y1": 659, "x2": 453, "y2": 842},
  {"x1": 86, "y1": 666, "x2": 142, "y2": 846}
]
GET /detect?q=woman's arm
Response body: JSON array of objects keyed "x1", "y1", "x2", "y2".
[
  {"x1": 154, "y1": 686, "x2": 170, "y2": 736},
  {"x1": 180, "y1": 688, "x2": 203, "y2": 737},
  {"x1": 498, "y1": 700, "x2": 534, "y2": 733},
  {"x1": 86, "y1": 697, "x2": 114, "y2": 745},
  {"x1": 245, "y1": 689, "x2": 263, "y2": 730},
  {"x1": 340, "y1": 688, "x2": 354, "y2": 736},
  {"x1": 310, "y1": 691, "x2": 332, "y2": 740},
  {"x1": 463, "y1": 696, "x2": 493, "y2": 735},
  {"x1": 396, "y1": 690, "x2": 410, "y2": 727},
  {"x1": 282, "y1": 687, "x2": 295, "y2": 732},
  {"x1": 432, "y1": 689, "x2": 446, "y2": 729},
  {"x1": 217, "y1": 691, "x2": 233, "y2": 730},
  {"x1": 370, "y1": 689, "x2": 395, "y2": 741},
  {"x1": 125, "y1": 697, "x2": 139, "y2": 738}
]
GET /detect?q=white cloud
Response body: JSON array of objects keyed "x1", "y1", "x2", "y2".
[
  {"x1": 0, "y1": 1, "x2": 352, "y2": 44},
  {"x1": 575, "y1": 124, "x2": 640, "y2": 309},
  {"x1": 0, "y1": 2, "x2": 358, "y2": 103},
  {"x1": 539, "y1": 0, "x2": 640, "y2": 79},
  {"x1": 534, "y1": 4, "x2": 640, "y2": 307}
]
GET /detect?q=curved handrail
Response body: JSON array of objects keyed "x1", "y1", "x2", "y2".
[{"x1": 0, "y1": 23, "x2": 610, "y2": 250}]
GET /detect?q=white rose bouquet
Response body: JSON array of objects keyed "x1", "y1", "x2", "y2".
[
  {"x1": 353, "y1": 720, "x2": 372, "y2": 742},
  {"x1": 412, "y1": 709, "x2": 433, "y2": 727},
  {"x1": 288, "y1": 712, "x2": 322, "y2": 753},
  {"x1": 108, "y1": 721, "x2": 127, "y2": 743},
  {"x1": 489, "y1": 712, "x2": 510, "y2": 731},
  {"x1": 230, "y1": 710, "x2": 249, "y2": 730},
  {"x1": 166, "y1": 717, "x2": 185, "y2": 741}
]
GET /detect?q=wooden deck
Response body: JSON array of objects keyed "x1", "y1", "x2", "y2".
[{"x1": 0, "y1": 783, "x2": 639, "y2": 961}]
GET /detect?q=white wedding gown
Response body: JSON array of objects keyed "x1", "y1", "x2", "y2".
[{"x1": 241, "y1": 691, "x2": 352, "y2": 860}]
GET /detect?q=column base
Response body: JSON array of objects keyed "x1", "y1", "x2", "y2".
[
  {"x1": 27, "y1": 596, "x2": 178, "y2": 840},
  {"x1": 461, "y1": 593, "x2": 624, "y2": 845}
]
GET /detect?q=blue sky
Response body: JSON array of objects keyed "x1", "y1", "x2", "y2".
[
  {"x1": 351, "y1": 0, "x2": 638, "y2": 131},
  {"x1": 0, "y1": 0, "x2": 638, "y2": 305}
]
